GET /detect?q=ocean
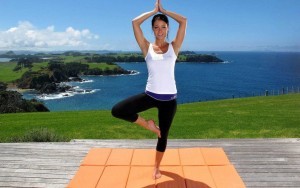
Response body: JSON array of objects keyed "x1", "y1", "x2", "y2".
[
  {"x1": 22, "y1": 51, "x2": 300, "y2": 111},
  {"x1": 0, "y1": 58, "x2": 12, "y2": 62}
]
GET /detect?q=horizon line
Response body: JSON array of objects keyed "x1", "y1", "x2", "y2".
[{"x1": 1, "y1": 49, "x2": 300, "y2": 53}]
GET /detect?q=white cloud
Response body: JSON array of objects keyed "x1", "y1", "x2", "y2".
[{"x1": 0, "y1": 21, "x2": 100, "y2": 50}]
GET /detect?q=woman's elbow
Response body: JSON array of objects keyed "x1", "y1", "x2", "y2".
[
  {"x1": 132, "y1": 19, "x2": 140, "y2": 27},
  {"x1": 182, "y1": 17, "x2": 187, "y2": 24},
  {"x1": 179, "y1": 17, "x2": 187, "y2": 25}
]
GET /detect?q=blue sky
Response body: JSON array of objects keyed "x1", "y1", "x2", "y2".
[{"x1": 0, "y1": 0, "x2": 299, "y2": 52}]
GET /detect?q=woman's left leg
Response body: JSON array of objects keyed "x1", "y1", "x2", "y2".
[
  {"x1": 111, "y1": 93, "x2": 161, "y2": 137},
  {"x1": 153, "y1": 99, "x2": 177, "y2": 179}
]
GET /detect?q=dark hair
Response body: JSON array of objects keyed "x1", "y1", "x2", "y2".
[
  {"x1": 152, "y1": 14, "x2": 169, "y2": 40},
  {"x1": 151, "y1": 14, "x2": 169, "y2": 27}
]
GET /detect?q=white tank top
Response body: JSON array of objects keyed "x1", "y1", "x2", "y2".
[{"x1": 145, "y1": 43, "x2": 177, "y2": 94}]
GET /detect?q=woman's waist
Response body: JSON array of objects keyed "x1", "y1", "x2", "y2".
[
  {"x1": 146, "y1": 82, "x2": 177, "y2": 93},
  {"x1": 145, "y1": 90, "x2": 177, "y2": 101}
]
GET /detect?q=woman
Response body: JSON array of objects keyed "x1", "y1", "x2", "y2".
[{"x1": 111, "y1": 0, "x2": 187, "y2": 179}]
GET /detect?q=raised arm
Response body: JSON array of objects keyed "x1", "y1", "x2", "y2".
[
  {"x1": 132, "y1": 2, "x2": 159, "y2": 57},
  {"x1": 159, "y1": 0, "x2": 187, "y2": 56}
]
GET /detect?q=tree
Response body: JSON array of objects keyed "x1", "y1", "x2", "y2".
[
  {"x1": 0, "y1": 82, "x2": 7, "y2": 91},
  {"x1": 0, "y1": 90, "x2": 49, "y2": 113},
  {"x1": 15, "y1": 58, "x2": 33, "y2": 70},
  {"x1": 65, "y1": 62, "x2": 89, "y2": 77}
]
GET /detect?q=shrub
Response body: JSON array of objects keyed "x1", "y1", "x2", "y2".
[
  {"x1": 0, "y1": 82, "x2": 7, "y2": 91},
  {"x1": 10, "y1": 128, "x2": 69, "y2": 142},
  {"x1": 0, "y1": 91, "x2": 49, "y2": 113}
]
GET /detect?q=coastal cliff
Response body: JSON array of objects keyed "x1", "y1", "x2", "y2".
[{"x1": 0, "y1": 50, "x2": 223, "y2": 94}]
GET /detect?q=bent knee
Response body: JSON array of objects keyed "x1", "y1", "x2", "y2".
[
  {"x1": 111, "y1": 105, "x2": 121, "y2": 118},
  {"x1": 111, "y1": 105, "x2": 137, "y2": 122}
]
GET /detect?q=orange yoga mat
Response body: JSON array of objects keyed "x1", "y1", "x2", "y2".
[{"x1": 67, "y1": 148, "x2": 246, "y2": 188}]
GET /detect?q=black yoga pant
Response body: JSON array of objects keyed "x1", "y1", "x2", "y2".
[{"x1": 111, "y1": 93, "x2": 177, "y2": 152}]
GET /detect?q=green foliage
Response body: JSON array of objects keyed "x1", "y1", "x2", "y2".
[
  {"x1": 30, "y1": 73, "x2": 52, "y2": 89},
  {"x1": 84, "y1": 68, "x2": 103, "y2": 75},
  {"x1": 65, "y1": 62, "x2": 89, "y2": 77},
  {"x1": 0, "y1": 82, "x2": 7, "y2": 91},
  {"x1": 13, "y1": 65, "x2": 22, "y2": 72},
  {"x1": 16, "y1": 58, "x2": 34, "y2": 69},
  {"x1": 17, "y1": 71, "x2": 50, "y2": 89},
  {"x1": 48, "y1": 61, "x2": 65, "y2": 71},
  {"x1": 0, "y1": 91, "x2": 49, "y2": 113},
  {"x1": 178, "y1": 51, "x2": 197, "y2": 55},
  {"x1": 10, "y1": 127, "x2": 69, "y2": 142},
  {"x1": 48, "y1": 61, "x2": 69, "y2": 82},
  {"x1": 178, "y1": 54, "x2": 223, "y2": 63}
]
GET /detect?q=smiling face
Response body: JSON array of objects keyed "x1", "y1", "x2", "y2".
[
  {"x1": 153, "y1": 19, "x2": 169, "y2": 40},
  {"x1": 151, "y1": 14, "x2": 169, "y2": 41}
]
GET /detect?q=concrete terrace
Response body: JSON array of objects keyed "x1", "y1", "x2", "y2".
[{"x1": 0, "y1": 139, "x2": 299, "y2": 188}]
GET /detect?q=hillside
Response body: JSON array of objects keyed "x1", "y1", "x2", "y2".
[{"x1": 0, "y1": 94, "x2": 299, "y2": 142}]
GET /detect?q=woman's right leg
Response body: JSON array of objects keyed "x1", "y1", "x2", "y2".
[
  {"x1": 111, "y1": 93, "x2": 161, "y2": 137},
  {"x1": 153, "y1": 99, "x2": 177, "y2": 179}
]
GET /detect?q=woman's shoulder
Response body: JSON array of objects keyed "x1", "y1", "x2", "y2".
[
  {"x1": 141, "y1": 40, "x2": 151, "y2": 57},
  {"x1": 171, "y1": 41, "x2": 179, "y2": 56}
]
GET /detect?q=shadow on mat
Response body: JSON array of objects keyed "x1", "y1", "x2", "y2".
[{"x1": 143, "y1": 170, "x2": 212, "y2": 188}]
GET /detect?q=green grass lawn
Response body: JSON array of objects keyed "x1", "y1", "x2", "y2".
[
  {"x1": 0, "y1": 94, "x2": 299, "y2": 142},
  {"x1": 60, "y1": 55, "x2": 91, "y2": 63},
  {"x1": 0, "y1": 62, "x2": 29, "y2": 82}
]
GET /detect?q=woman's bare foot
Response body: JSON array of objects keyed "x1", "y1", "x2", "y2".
[
  {"x1": 152, "y1": 167, "x2": 162, "y2": 180},
  {"x1": 147, "y1": 120, "x2": 161, "y2": 138}
]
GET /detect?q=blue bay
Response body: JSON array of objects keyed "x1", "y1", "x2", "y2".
[{"x1": 23, "y1": 51, "x2": 300, "y2": 111}]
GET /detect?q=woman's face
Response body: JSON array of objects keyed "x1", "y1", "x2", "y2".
[{"x1": 152, "y1": 19, "x2": 169, "y2": 40}]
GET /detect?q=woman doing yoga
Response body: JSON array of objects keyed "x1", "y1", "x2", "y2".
[{"x1": 111, "y1": 0, "x2": 187, "y2": 179}]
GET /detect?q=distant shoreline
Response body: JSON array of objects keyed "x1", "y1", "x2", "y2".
[
  {"x1": 0, "y1": 58, "x2": 12, "y2": 62},
  {"x1": 6, "y1": 83, "x2": 33, "y2": 93},
  {"x1": 0, "y1": 50, "x2": 224, "y2": 96}
]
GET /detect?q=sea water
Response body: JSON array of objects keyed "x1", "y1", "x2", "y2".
[
  {"x1": 0, "y1": 58, "x2": 12, "y2": 62},
  {"x1": 22, "y1": 51, "x2": 300, "y2": 111}
]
